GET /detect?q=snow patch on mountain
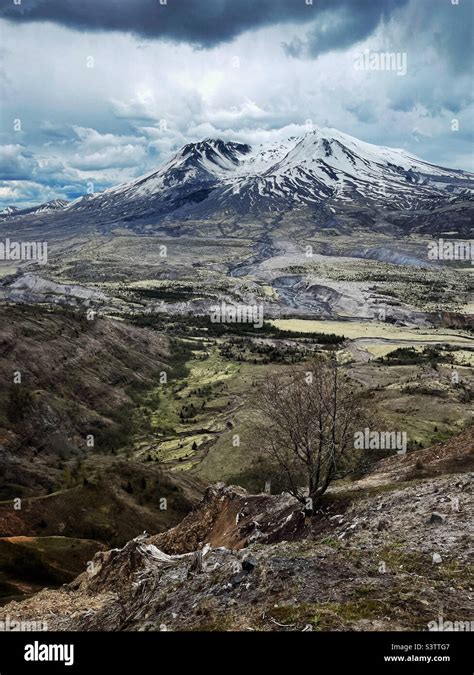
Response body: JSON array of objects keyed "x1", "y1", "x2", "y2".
[{"x1": 1, "y1": 199, "x2": 69, "y2": 219}]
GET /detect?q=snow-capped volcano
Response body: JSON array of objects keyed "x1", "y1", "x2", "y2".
[
  {"x1": 9, "y1": 126, "x2": 474, "y2": 232},
  {"x1": 220, "y1": 128, "x2": 472, "y2": 212},
  {"x1": 241, "y1": 128, "x2": 470, "y2": 206}
]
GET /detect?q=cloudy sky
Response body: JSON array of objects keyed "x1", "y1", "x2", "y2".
[{"x1": 0, "y1": 0, "x2": 472, "y2": 209}]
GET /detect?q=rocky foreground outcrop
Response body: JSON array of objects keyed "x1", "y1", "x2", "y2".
[{"x1": 1, "y1": 431, "x2": 472, "y2": 631}]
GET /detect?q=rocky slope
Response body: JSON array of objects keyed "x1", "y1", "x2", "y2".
[
  {"x1": 0, "y1": 273, "x2": 108, "y2": 307},
  {"x1": 1, "y1": 430, "x2": 471, "y2": 631},
  {"x1": 0, "y1": 303, "x2": 172, "y2": 490},
  {"x1": 0, "y1": 303, "x2": 208, "y2": 599}
]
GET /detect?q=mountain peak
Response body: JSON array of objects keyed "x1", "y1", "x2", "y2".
[
  {"x1": 178, "y1": 138, "x2": 252, "y2": 164},
  {"x1": 1, "y1": 199, "x2": 68, "y2": 219},
  {"x1": 11, "y1": 126, "x2": 473, "y2": 230}
]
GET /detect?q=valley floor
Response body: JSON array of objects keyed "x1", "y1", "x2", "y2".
[{"x1": 0, "y1": 228, "x2": 472, "y2": 627}]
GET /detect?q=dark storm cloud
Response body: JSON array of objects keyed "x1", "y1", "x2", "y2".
[
  {"x1": 417, "y1": 0, "x2": 474, "y2": 75},
  {"x1": 0, "y1": 0, "x2": 407, "y2": 50},
  {"x1": 283, "y1": 0, "x2": 407, "y2": 57}
]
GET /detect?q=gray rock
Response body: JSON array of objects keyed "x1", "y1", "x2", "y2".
[
  {"x1": 231, "y1": 572, "x2": 247, "y2": 587},
  {"x1": 242, "y1": 555, "x2": 258, "y2": 573}
]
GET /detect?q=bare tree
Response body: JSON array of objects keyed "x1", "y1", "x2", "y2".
[{"x1": 252, "y1": 356, "x2": 366, "y2": 510}]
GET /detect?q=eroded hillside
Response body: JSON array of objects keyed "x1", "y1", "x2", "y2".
[{"x1": 1, "y1": 431, "x2": 471, "y2": 631}]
